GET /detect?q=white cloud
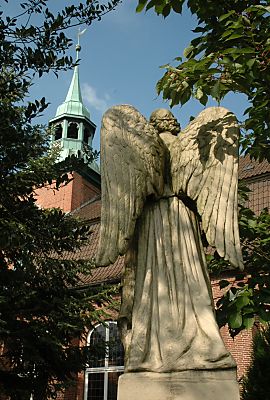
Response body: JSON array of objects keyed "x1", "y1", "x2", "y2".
[{"x1": 82, "y1": 83, "x2": 110, "y2": 113}]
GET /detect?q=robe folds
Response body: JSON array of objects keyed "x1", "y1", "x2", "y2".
[{"x1": 122, "y1": 197, "x2": 236, "y2": 372}]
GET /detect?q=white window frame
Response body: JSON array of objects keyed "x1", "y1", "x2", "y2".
[{"x1": 84, "y1": 321, "x2": 124, "y2": 400}]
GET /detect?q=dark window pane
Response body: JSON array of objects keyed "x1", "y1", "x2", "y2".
[
  {"x1": 87, "y1": 373, "x2": 104, "y2": 400},
  {"x1": 108, "y1": 323, "x2": 124, "y2": 367},
  {"x1": 67, "y1": 122, "x2": 78, "y2": 139},
  {"x1": 83, "y1": 127, "x2": 90, "y2": 144},
  {"x1": 108, "y1": 372, "x2": 123, "y2": 400},
  {"x1": 54, "y1": 124, "x2": 62, "y2": 140},
  {"x1": 89, "y1": 325, "x2": 106, "y2": 368}
]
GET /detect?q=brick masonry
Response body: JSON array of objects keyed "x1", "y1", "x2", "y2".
[
  {"x1": 243, "y1": 174, "x2": 270, "y2": 215},
  {"x1": 35, "y1": 172, "x2": 101, "y2": 212},
  {"x1": 211, "y1": 276, "x2": 254, "y2": 382}
]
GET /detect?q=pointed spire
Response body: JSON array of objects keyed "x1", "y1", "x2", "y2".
[
  {"x1": 53, "y1": 36, "x2": 90, "y2": 121},
  {"x1": 64, "y1": 44, "x2": 83, "y2": 103}
]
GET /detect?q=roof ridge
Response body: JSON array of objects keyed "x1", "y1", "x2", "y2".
[{"x1": 70, "y1": 195, "x2": 101, "y2": 215}]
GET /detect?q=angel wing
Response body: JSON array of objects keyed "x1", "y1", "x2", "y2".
[
  {"x1": 96, "y1": 105, "x2": 166, "y2": 266},
  {"x1": 170, "y1": 107, "x2": 244, "y2": 270}
]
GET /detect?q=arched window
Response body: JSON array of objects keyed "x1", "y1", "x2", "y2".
[
  {"x1": 84, "y1": 321, "x2": 124, "y2": 400},
  {"x1": 67, "y1": 122, "x2": 79, "y2": 139},
  {"x1": 83, "y1": 127, "x2": 91, "y2": 145},
  {"x1": 54, "y1": 124, "x2": 62, "y2": 140}
]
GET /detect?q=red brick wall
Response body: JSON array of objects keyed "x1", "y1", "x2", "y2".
[
  {"x1": 75, "y1": 373, "x2": 84, "y2": 400},
  {"x1": 71, "y1": 173, "x2": 100, "y2": 211},
  {"x1": 211, "y1": 276, "x2": 253, "y2": 381},
  {"x1": 220, "y1": 326, "x2": 253, "y2": 380},
  {"x1": 244, "y1": 175, "x2": 270, "y2": 214},
  {"x1": 35, "y1": 172, "x2": 100, "y2": 212},
  {"x1": 35, "y1": 173, "x2": 74, "y2": 212}
]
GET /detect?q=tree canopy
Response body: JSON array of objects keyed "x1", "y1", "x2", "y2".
[
  {"x1": 0, "y1": 1, "x2": 120, "y2": 398},
  {"x1": 137, "y1": 0, "x2": 270, "y2": 162}
]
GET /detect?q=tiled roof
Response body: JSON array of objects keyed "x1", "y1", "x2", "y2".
[
  {"x1": 70, "y1": 209, "x2": 124, "y2": 285},
  {"x1": 82, "y1": 257, "x2": 124, "y2": 285},
  {"x1": 71, "y1": 196, "x2": 101, "y2": 221},
  {"x1": 239, "y1": 155, "x2": 270, "y2": 179},
  {"x1": 81, "y1": 223, "x2": 123, "y2": 285}
]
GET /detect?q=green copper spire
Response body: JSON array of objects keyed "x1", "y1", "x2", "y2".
[
  {"x1": 54, "y1": 41, "x2": 90, "y2": 120},
  {"x1": 49, "y1": 31, "x2": 99, "y2": 173}
]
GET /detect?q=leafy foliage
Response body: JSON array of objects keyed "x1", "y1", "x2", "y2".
[
  {"x1": 210, "y1": 199, "x2": 270, "y2": 336},
  {"x1": 242, "y1": 324, "x2": 270, "y2": 400},
  {"x1": 0, "y1": 1, "x2": 120, "y2": 399},
  {"x1": 137, "y1": 0, "x2": 270, "y2": 161}
]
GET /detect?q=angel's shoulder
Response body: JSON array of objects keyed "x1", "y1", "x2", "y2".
[{"x1": 160, "y1": 132, "x2": 177, "y2": 143}]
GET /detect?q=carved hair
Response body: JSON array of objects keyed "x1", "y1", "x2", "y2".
[{"x1": 149, "y1": 108, "x2": 180, "y2": 136}]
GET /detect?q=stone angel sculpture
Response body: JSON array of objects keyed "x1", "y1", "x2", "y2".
[{"x1": 96, "y1": 105, "x2": 244, "y2": 374}]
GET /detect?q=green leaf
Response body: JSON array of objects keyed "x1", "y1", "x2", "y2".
[
  {"x1": 159, "y1": 63, "x2": 170, "y2": 68},
  {"x1": 225, "y1": 33, "x2": 244, "y2": 41},
  {"x1": 239, "y1": 48, "x2": 255, "y2": 54},
  {"x1": 155, "y1": 4, "x2": 165, "y2": 13},
  {"x1": 219, "y1": 10, "x2": 235, "y2": 22},
  {"x1": 182, "y1": 80, "x2": 189, "y2": 89},
  {"x1": 183, "y1": 45, "x2": 194, "y2": 59},
  {"x1": 199, "y1": 93, "x2": 208, "y2": 106},
  {"x1": 246, "y1": 58, "x2": 256, "y2": 69},
  {"x1": 243, "y1": 316, "x2": 255, "y2": 329},
  {"x1": 235, "y1": 295, "x2": 250, "y2": 310},
  {"x1": 162, "y1": 4, "x2": 171, "y2": 18},
  {"x1": 221, "y1": 30, "x2": 234, "y2": 39},
  {"x1": 180, "y1": 88, "x2": 191, "y2": 105},
  {"x1": 136, "y1": 1, "x2": 147, "y2": 12},
  {"x1": 248, "y1": 219, "x2": 257, "y2": 228},
  {"x1": 210, "y1": 81, "x2": 221, "y2": 99},
  {"x1": 246, "y1": 5, "x2": 270, "y2": 13},
  {"x1": 229, "y1": 312, "x2": 243, "y2": 329},
  {"x1": 145, "y1": 0, "x2": 157, "y2": 11},
  {"x1": 258, "y1": 309, "x2": 270, "y2": 322},
  {"x1": 171, "y1": 0, "x2": 182, "y2": 13},
  {"x1": 223, "y1": 47, "x2": 254, "y2": 55},
  {"x1": 195, "y1": 87, "x2": 204, "y2": 100},
  {"x1": 192, "y1": 27, "x2": 206, "y2": 33}
]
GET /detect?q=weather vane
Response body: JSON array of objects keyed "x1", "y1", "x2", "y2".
[
  {"x1": 77, "y1": 27, "x2": 87, "y2": 46},
  {"x1": 75, "y1": 28, "x2": 87, "y2": 60}
]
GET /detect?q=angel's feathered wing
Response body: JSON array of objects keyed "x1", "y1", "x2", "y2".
[
  {"x1": 96, "y1": 105, "x2": 166, "y2": 266},
  {"x1": 170, "y1": 107, "x2": 244, "y2": 270}
]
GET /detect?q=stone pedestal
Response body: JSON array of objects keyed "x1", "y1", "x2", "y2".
[{"x1": 117, "y1": 369, "x2": 240, "y2": 400}]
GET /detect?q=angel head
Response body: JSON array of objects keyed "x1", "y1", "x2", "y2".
[{"x1": 149, "y1": 109, "x2": 180, "y2": 136}]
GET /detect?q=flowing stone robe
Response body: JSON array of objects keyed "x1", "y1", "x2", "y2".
[{"x1": 121, "y1": 134, "x2": 236, "y2": 372}]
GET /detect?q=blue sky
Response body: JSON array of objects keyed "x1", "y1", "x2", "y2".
[{"x1": 5, "y1": 1, "x2": 248, "y2": 152}]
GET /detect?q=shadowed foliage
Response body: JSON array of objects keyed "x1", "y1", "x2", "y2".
[{"x1": 0, "y1": 1, "x2": 120, "y2": 398}]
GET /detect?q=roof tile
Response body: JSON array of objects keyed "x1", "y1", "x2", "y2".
[{"x1": 239, "y1": 155, "x2": 270, "y2": 179}]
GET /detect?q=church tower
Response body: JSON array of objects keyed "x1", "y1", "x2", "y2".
[
  {"x1": 49, "y1": 42, "x2": 98, "y2": 173},
  {"x1": 35, "y1": 40, "x2": 101, "y2": 212}
]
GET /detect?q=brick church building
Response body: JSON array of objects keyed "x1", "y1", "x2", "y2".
[{"x1": 35, "y1": 45, "x2": 270, "y2": 400}]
